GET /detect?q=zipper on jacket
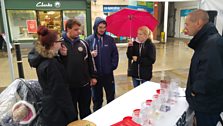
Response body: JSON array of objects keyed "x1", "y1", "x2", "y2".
[{"x1": 138, "y1": 43, "x2": 142, "y2": 79}]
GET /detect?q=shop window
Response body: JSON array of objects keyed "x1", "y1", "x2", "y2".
[
  {"x1": 7, "y1": 10, "x2": 37, "y2": 41},
  {"x1": 63, "y1": 10, "x2": 87, "y2": 39},
  {"x1": 37, "y1": 11, "x2": 62, "y2": 36}
]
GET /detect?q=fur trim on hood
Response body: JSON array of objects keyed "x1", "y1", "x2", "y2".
[{"x1": 35, "y1": 41, "x2": 56, "y2": 59}]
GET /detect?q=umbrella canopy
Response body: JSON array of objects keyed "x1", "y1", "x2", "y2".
[{"x1": 106, "y1": 8, "x2": 159, "y2": 38}]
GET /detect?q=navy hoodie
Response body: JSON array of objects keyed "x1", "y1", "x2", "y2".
[{"x1": 85, "y1": 17, "x2": 119, "y2": 75}]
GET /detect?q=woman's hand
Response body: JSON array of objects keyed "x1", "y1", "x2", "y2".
[{"x1": 128, "y1": 39, "x2": 133, "y2": 46}]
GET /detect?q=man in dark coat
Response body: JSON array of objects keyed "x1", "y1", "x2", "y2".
[
  {"x1": 85, "y1": 17, "x2": 119, "y2": 112},
  {"x1": 60, "y1": 19, "x2": 97, "y2": 120},
  {"x1": 185, "y1": 9, "x2": 223, "y2": 126}
]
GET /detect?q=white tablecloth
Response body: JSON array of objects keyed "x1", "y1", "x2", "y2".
[{"x1": 84, "y1": 81, "x2": 188, "y2": 126}]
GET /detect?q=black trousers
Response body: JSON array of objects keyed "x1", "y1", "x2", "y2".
[
  {"x1": 91, "y1": 74, "x2": 115, "y2": 112},
  {"x1": 69, "y1": 85, "x2": 91, "y2": 120}
]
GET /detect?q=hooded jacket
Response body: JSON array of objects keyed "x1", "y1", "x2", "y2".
[
  {"x1": 61, "y1": 33, "x2": 96, "y2": 88},
  {"x1": 126, "y1": 39, "x2": 156, "y2": 80},
  {"x1": 85, "y1": 17, "x2": 119, "y2": 75},
  {"x1": 28, "y1": 42, "x2": 75, "y2": 126},
  {"x1": 186, "y1": 22, "x2": 223, "y2": 113}
]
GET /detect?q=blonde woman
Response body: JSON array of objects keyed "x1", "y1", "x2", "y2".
[{"x1": 126, "y1": 26, "x2": 156, "y2": 87}]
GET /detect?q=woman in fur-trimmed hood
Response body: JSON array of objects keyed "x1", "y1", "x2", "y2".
[{"x1": 28, "y1": 26, "x2": 76, "y2": 126}]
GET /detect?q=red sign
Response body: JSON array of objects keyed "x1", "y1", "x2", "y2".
[{"x1": 26, "y1": 20, "x2": 37, "y2": 33}]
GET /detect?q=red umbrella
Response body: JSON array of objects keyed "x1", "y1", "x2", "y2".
[{"x1": 106, "y1": 8, "x2": 159, "y2": 38}]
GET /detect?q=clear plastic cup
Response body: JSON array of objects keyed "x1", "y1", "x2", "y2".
[{"x1": 132, "y1": 109, "x2": 141, "y2": 124}]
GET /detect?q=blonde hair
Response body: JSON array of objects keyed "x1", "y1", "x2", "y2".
[{"x1": 138, "y1": 26, "x2": 153, "y2": 40}]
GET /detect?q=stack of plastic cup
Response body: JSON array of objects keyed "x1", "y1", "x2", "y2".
[
  {"x1": 140, "y1": 100, "x2": 153, "y2": 126},
  {"x1": 132, "y1": 109, "x2": 141, "y2": 124}
]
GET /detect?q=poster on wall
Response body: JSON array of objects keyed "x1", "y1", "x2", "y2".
[{"x1": 26, "y1": 20, "x2": 37, "y2": 33}]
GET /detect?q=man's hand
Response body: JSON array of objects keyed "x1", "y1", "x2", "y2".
[
  {"x1": 191, "y1": 92, "x2": 196, "y2": 96},
  {"x1": 90, "y1": 78, "x2": 97, "y2": 86},
  {"x1": 132, "y1": 56, "x2": 137, "y2": 61},
  {"x1": 91, "y1": 50, "x2": 98, "y2": 57},
  {"x1": 60, "y1": 43, "x2": 67, "y2": 56}
]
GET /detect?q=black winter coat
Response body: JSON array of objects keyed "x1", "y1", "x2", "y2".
[
  {"x1": 186, "y1": 22, "x2": 223, "y2": 113},
  {"x1": 126, "y1": 39, "x2": 156, "y2": 80},
  {"x1": 61, "y1": 33, "x2": 97, "y2": 88},
  {"x1": 28, "y1": 49, "x2": 75, "y2": 126}
]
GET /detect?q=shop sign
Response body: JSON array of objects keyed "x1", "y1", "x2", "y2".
[
  {"x1": 36, "y1": 2, "x2": 53, "y2": 7},
  {"x1": 36, "y1": 1, "x2": 61, "y2": 8},
  {"x1": 127, "y1": 5, "x2": 154, "y2": 14},
  {"x1": 26, "y1": 20, "x2": 37, "y2": 33},
  {"x1": 103, "y1": 5, "x2": 127, "y2": 13},
  {"x1": 180, "y1": 9, "x2": 194, "y2": 17},
  {"x1": 137, "y1": 1, "x2": 154, "y2": 8}
]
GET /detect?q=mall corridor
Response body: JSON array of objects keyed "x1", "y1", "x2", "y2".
[{"x1": 0, "y1": 38, "x2": 193, "y2": 97}]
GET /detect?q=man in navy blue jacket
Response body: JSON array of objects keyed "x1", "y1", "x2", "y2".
[
  {"x1": 86, "y1": 17, "x2": 119, "y2": 111},
  {"x1": 185, "y1": 9, "x2": 223, "y2": 126},
  {"x1": 60, "y1": 19, "x2": 97, "y2": 120}
]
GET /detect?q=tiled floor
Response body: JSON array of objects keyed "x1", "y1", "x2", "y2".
[{"x1": 0, "y1": 38, "x2": 193, "y2": 97}]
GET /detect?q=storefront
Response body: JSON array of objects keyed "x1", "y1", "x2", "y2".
[
  {"x1": 4, "y1": 0, "x2": 91, "y2": 43},
  {"x1": 174, "y1": 1, "x2": 198, "y2": 38}
]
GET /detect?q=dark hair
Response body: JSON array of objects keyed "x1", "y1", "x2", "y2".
[
  {"x1": 99, "y1": 21, "x2": 107, "y2": 26},
  {"x1": 37, "y1": 26, "x2": 58, "y2": 50},
  {"x1": 65, "y1": 19, "x2": 81, "y2": 31}
]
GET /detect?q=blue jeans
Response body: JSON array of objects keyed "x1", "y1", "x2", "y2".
[
  {"x1": 132, "y1": 78, "x2": 146, "y2": 88},
  {"x1": 195, "y1": 111, "x2": 222, "y2": 126},
  {"x1": 91, "y1": 74, "x2": 115, "y2": 112}
]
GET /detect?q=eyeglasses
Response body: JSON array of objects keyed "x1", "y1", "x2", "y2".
[{"x1": 55, "y1": 40, "x2": 62, "y2": 43}]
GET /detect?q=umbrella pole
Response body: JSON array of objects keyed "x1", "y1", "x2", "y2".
[
  {"x1": 128, "y1": 19, "x2": 132, "y2": 76},
  {"x1": 128, "y1": 15, "x2": 134, "y2": 76}
]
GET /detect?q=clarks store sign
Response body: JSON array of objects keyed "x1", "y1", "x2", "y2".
[{"x1": 36, "y1": 1, "x2": 61, "y2": 8}]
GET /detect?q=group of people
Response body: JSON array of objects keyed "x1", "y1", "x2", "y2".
[
  {"x1": 27, "y1": 16, "x2": 156, "y2": 125},
  {"x1": 28, "y1": 17, "x2": 119, "y2": 125},
  {"x1": 27, "y1": 8, "x2": 223, "y2": 126}
]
